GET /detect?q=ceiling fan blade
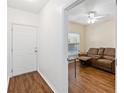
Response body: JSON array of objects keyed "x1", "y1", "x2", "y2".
[
  {"x1": 95, "y1": 16, "x2": 104, "y2": 19},
  {"x1": 80, "y1": 14, "x2": 88, "y2": 17}
]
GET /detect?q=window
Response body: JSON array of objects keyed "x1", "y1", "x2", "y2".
[{"x1": 68, "y1": 32, "x2": 80, "y2": 57}]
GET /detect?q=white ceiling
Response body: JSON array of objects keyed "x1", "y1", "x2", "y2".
[
  {"x1": 8, "y1": 0, "x2": 49, "y2": 13},
  {"x1": 68, "y1": 0, "x2": 116, "y2": 25}
]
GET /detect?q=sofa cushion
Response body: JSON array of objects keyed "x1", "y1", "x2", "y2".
[
  {"x1": 104, "y1": 48, "x2": 115, "y2": 57},
  {"x1": 98, "y1": 48, "x2": 104, "y2": 55},
  {"x1": 87, "y1": 48, "x2": 98, "y2": 56},
  {"x1": 88, "y1": 54, "x2": 101, "y2": 59},
  {"x1": 103, "y1": 56, "x2": 115, "y2": 61},
  {"x1": 97, "y1": 59, "x2": 112, "y2": 68}
]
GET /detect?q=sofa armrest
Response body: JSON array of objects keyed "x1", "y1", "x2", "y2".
[
  {"x1": 111, "y1": 59, "x2": 116, "y2": 74},
  {"x1": 78, "y1": 52, "x2": 87, "y2": 57}
]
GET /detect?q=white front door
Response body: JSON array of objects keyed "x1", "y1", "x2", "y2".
[{"x1": 12, "y1": 24, "x2": 38, "y2": 76}]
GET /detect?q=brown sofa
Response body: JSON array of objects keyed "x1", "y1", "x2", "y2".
[{"x1": 79, "y1": 48, "x2": 116, "y2": 73}]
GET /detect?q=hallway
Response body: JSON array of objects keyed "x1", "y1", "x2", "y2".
[{"x1": 8, "y1": 71, "x2": 53, "y2": 93}]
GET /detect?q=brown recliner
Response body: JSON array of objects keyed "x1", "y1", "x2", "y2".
[
  {"x1": 95, "y1": 48, "x2": 115, "y2": 73},
  {"x1": 79, "y1": 48, "x2": 101, "y2": 59},
  {"x1": 91, "y1": 48, "x2": 105, "y2": 67},
  {"x1": 78, "y1": 48, "x2": 116, "y2": 73},
  {"x1": 78, "y1": 48, "x2": 101, "y2": 65}
]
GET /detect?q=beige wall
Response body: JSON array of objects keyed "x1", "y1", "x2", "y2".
[
  {"x1": 85, "y1": 18, "x2": 116, "y2": 51},
  {"x1": 68, "y1": 22, "x2": 85, "y2": 52},
  {"x1": 69, "y1": 18, "x2": 116, "y2": 52}
]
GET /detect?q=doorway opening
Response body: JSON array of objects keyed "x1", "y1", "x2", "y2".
[{"x1": 64, "y1": 0, "x2": 116, "y2": 93}]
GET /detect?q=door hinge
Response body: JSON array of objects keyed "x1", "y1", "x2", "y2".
[
  {"x1": 11, "y1": 27, "x2": 13, "y2": 31},
  {"x1": 35, "y1": 50, "x2": 38, "y2": 53},
  {"x1": 11, "y1": 48, "x2": 13, "y2": 52}
]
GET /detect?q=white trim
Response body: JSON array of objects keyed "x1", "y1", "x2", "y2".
[
  {"x1": 62, "y1": 0, "x2": 85, "y2": 61},
  {"x1": 38, "y1": 69, "x2": 59, "y2": 93},
  {"x1": 62, "y1": 0, "x2": 83, "y2": 10},
  {"x1": 65, "y1": 0, "x2": 85, "y2": 11},
  {"x1": 12, "y1": 23, "x2": 38, "y2": 28},
  {"x1": 11, "y1": 25, "x2": 13, "y2": 77},
  {"x1": 61, "y1": 1, "x2": 84, "y2": 92},
  {"x1": 7, "y1": 76, "x2": 10, "y2": 89}
]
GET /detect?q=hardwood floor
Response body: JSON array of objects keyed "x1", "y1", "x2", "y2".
[
  {"x1": 8, "y1": 62, "x2": 115, "y2": 93},
  {"x1": 8, "y1": 71, "x2": 53, "y2": 93},
  {"x1": 68, "y1": 62, "x2": 115, "y2": 93}
]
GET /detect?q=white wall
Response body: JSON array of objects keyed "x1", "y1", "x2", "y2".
[
  {"x1": 85, "y1": 18, "x2": 116, "y2": 51},
  {"x1": 68, "y1": 22, "x2": 85, "y2": 52},
  {"x1": 7, "y1": 1, "x2": 79, "y2": 93},
  {"x1": 7, "y1": 7, "x2": 40, "y2": 82},
  {"x1": 38, "y1": 1, "x2": 68, "y2": 93},
  {"x1": 8, "y1": 3, "x2": 69, "y2": 92}
]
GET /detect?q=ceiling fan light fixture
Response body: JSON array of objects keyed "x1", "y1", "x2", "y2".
[
  {"x1": 88, "y1": 11, "x2": 96, "y2": 24},
  {"x1": 89, "y1": 12, "x2": 95, "y2": 18},
  {"x1": 88, "y1": 18, "x2": 96, "y2": 24},
  {"x1": 88, "y1": 18, "x2": 91, "y2": 23},
  {"x1": 91, "y1": 18, "x2": 96, "y2": 24}
]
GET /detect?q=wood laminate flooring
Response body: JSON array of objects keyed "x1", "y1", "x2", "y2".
[
  {"x1": 68, "y1": 62, "x2": 115, "y2": 93},
  {"x1": 8, "y1": 71, "x2": 53, "y2": 93},
  {"x1": 8, "y1": 62, "x2": 115, "y2": 93}
]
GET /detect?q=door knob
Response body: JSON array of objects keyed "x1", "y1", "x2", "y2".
[{"x1": 35, "y1": 50, "x2": 38, "y2": 53}]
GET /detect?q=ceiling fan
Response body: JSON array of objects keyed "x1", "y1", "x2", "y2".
[{"x1": 86, "y1": 11, "x2": 104, "y2": 24}]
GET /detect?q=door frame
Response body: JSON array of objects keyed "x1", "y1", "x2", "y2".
[
  {"x1": 62, "y1": 0, "x2": 85, "y2": 92},
  {"x1": 62, "y1": 0, "x2": 117, "y2": 93},
  {"x1": 62, "y1": 0, "x2": 85, "y2": 60},
  {"x1": 11, "y1": 23, "x2": 38, "y2": 77}
]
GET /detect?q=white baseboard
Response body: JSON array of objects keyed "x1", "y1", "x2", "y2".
[
  {"x1": 7, "y1": 76, "x2": 11, "y2": 90},
  {"x1": 38, "y1": 69, "x2": 58, "y2": 93}
]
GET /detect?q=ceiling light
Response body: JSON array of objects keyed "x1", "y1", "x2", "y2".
[
  {"x1": 88, "y1": 12, "x2": 96, "y2": 24},
  {"x1": 89, "y1": 12, "x2": 95, "y2": 18},
  {"x1": 88, "y1": 17, "x2": 96, "y2": 24}
]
